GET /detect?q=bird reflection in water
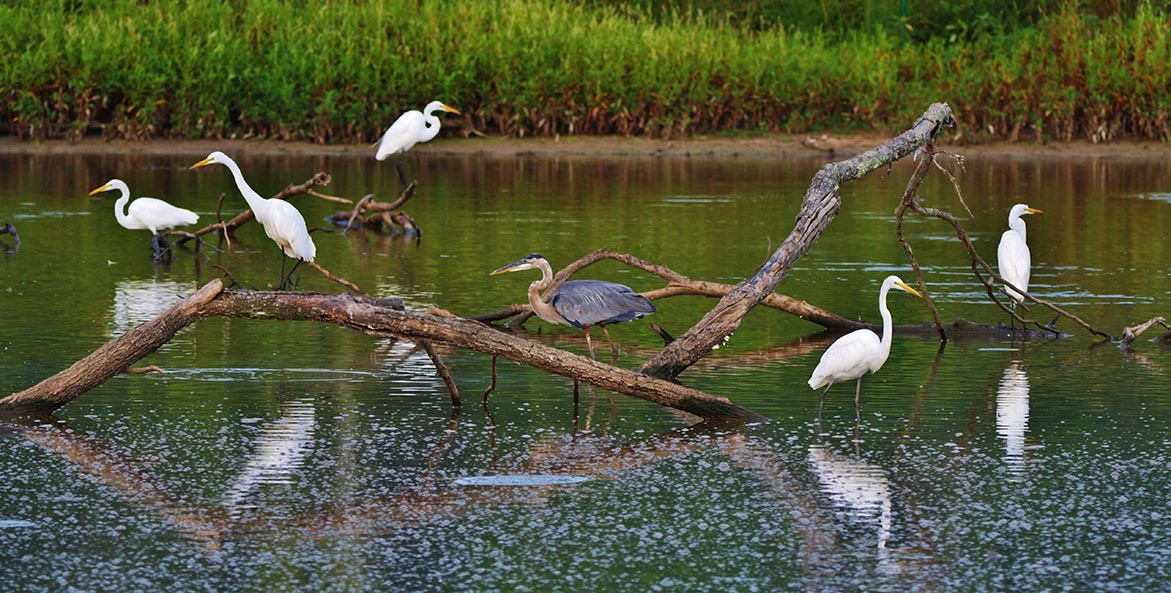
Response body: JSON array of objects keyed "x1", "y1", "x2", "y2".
[
  {"x1": 223, "y1": 399, "x2": 316, "y2": 514},
  {"x1": 996, "y1": 360, "x2": 1031, "y2": 478}
]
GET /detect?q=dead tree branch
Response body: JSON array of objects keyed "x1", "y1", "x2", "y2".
[
  {"x1": 635, "y1": 103, "x2": 957, "y2": 380},
  {"x1": 2, "y1": 280, "x2": 763, "y2": 421}
]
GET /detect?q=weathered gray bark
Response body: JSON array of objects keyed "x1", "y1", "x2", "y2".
[{"x1": 637, "y1": 102, "x2": 956, "y2": 379}]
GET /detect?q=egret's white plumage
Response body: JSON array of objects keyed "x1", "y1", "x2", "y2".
[
  {"x1": 807, "y1": 276, "x2": 922, "y2": 417},
  {"x1": 375, "y1": 100, "x2": 461, "y2": 162},
  {"x1": 88, "y1": 179, "x2": 199, "y2": 255},
  {"x1": 997, "y1": 203, "x2": 1043, "y2": 306},
  {"x1": 190, "y1": 151, "x2": 315, "y2": 289}
]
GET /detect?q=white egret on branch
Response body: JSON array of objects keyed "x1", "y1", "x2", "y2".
[
  {"x1": 997, "y1": 203, "x2": 1043, "y2": 314},
  {"x1": 189, "y1": 151, "x2": 316, "y2": 289},
  {"x1": 375, "y1": 100, "x2": 461, "y2": 187},
  {"x1": 491, "y1": 254, "x2": 656, "y2": 361},
  {"x1": 807, "y1": 275, "x2": 923, "y2": 418},
  {"x1": 88, "y1": 179, "x2": 199, "y2": 261}
]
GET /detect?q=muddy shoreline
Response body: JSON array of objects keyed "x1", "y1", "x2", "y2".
[{"x1": 2, "y1": 133, "x2": 1169, "y2": 160}]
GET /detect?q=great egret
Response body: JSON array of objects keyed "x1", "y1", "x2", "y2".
[
  {"x1": 997, "y1": 203, "x2": 1043, "y2": 313},
  {"x1": 375, "y1": 100, "x2": 461, "y2": 187},
  {"x1": 88, "y1": 179, "x2": 199, "y2": 260},
  {"x1": 491, "y1": 253, "x2": 656, "y2": 360},
  {"x1": 189, "y1": 151, "x2": 316, "y2": 289},
  {"x1": 807, "y1": 275, "x2": 923, "y2": 418}
]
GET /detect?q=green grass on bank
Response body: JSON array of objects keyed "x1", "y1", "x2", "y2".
[{"x1": 1, "y1": 0, "x2": 1168, "y2": 144}]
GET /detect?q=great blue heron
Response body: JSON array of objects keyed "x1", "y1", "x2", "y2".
[
  {"x1": 88, "y1": 179, "x2": 200, "y2": 261},
  {"x1": 491, "y1": 253, "x2": 656, "y2": 360},
  {"x1": 807, "y1": 275, "x2": 922, "y2": 419},
  {"x1": 375, "y1": 100, "x2": 461, "y2": 188},
  {"x1": 190, "y1": 151, "x2": 316, "y2": 290},
  {"x1": 997, "y1": 203, "x2": 1043, "y2": 319}
]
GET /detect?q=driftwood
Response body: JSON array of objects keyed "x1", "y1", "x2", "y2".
[
  {"x1": 1, "y1": 279, "x2": 762, "y2": 421},
  {"x1": 637, "y1": 103, "x2": 958, "y2": 380},
  {"x1": 328, "y1": 182, "x2": 420, "y2": 235}
]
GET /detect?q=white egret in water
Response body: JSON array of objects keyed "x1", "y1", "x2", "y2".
[
  {"x1": 491, "y1": 254, "x2": 656, "y2": 360},
  {"x1": 375, "y1": 100, "x2": 461, "y2": 187},
  {"x1": 997, "y1": 203, "x2": 1043, "y2": 318},
  {"x1": 88, "y1": 179, "x2": 199, "y2": 261},
  {"x1": 807, "y1": 276, "x2": 923, "y2": 418},
  {"x1": 189, "y1": 151, "x2": 316, "y2": 289}
]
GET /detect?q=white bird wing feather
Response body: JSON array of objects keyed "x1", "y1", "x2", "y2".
[
  {"x1": 265, "y1": 200, "x2": 316, "y2": 261},
  {"x1": 375, "y1": 110, "x2": 425, "y2": 160},
  {"x1": 126, "y1": 197, "x2": 200, "y2": 232},
  {"x1": 808, "y1": 329, "x2": 884, "y2": 390}
]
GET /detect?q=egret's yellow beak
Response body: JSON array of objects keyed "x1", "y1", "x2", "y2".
[
  {"x1": 189, "y1": 156, "x2": 215, "y2": 169},
  {"x1": 1026, "y1": 207, "x2": 1044, "y2": 214},
  {"x1": 441, "y1": 104, "x2": 462, "y2": 116},
  {"x1": 895, "y1": 281, "x2": 924, "y2": 299},
  {"x1": 87, "y1": 183, "x2": 112, "y2": 196}
]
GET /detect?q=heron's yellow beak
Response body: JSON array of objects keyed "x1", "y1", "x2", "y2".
[
  {"x1": 490, "y1": 264, "x2": 519, "y2": 276},
  {"x1": 189, "y1": 156, "x2": 215, "y2": 169},
  {"x1": 441, "y1": 104, "x2": 462, "y2": 116},
  {"x1": 87, "y1": 183, "x2": 112, "y2": 196},
  {"x1": 895, "y1": 281, "x2": 923, "y2": 299},
  {"x1": 1026, "y1": 207, "x2": 1044, "y2": 214}
]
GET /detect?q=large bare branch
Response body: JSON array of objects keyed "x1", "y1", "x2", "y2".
[
  {"x1": 2, "y1": 280, "x2": 763, "y2": 421},
  {"x1": 638, "y1": 103, "x2": 957, "y2": 379}
]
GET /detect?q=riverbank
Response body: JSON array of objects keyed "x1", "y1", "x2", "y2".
[{"x1": 2, "y1": 134, "x2": 1169, "y2": 161}]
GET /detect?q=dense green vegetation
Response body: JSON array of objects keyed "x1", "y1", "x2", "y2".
[{"x1": 1, "y1": 0, "x2": 1168, "y2": 143}]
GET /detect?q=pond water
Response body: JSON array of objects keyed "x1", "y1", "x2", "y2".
[{"x1": 1, "y1": 148, "x2": 1169, "y2": 592}]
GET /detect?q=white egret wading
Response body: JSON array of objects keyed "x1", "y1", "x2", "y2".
[
  {"x1": 807, "y1": 276, "x2": 923, "y2": 419},
  {"x1": 491, "y1": 254, "x2": 656, "y2": 360},
  {"x1": 189, "y1": 151, "x2": 316, "y2": 290},
  {"x1": 375, "y1": 101, "x2": 461, "y2": 188},
  {"x1": 88, "y1": 179, "x2": 199, "y2": 261}
]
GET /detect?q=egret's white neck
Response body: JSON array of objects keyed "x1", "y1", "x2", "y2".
[
  {"x1": 1009, "y1": 215, "x2": 1027, "y2": 242},
  {"x1": 112, "y1": 187, "x2": 133, "y2": 230},
  {"x1": 878, "y1": 282, "x2": 895, "y2": 356},
  {"x1": 219, "y1": 156, "x2": 268, "y2": 218},
  {"x1": 419, "y1": 104, "x2": 443, "y2": 143}
]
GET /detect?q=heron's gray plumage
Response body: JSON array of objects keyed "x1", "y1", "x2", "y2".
[{"x1": 552, "y1": 280, "x2": 656, "y2": 329}]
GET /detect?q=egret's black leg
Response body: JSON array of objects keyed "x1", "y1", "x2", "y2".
[
  {"x1": 150, "y1": 233, "x2": 172, "y2": 262},
  {"x1": 278, "y1": 253, "x2": 288, "y2": 290},
  {"x1": 286, "y1": 258, "x2": 303, "y2": 290},
  {"x1": 854, "y1": 378, "x2": 863, "y2": 421},
  {"x1": 395, "y1": 156, "x2": 408, "y2": 190},
  {"x1": 818, "y1": 386, "x2": 829, "y2": 421}
]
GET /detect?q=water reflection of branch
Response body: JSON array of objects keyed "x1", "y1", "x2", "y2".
[{"x1": 17, "y1": 420, "x2": 229, "y2": 551}]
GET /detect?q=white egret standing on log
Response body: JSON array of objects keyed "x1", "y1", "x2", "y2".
[
  {"x1": 88, "y1": 179, "x2": 199, "y2": 261},
  {"x1": 807, "y1": 275, "x2": 923, "y2": 419},
  {"x1": 375, "y1": 100, "x2": 461, "y2": 188},
  {"x1": 491, "y1": 254, "x2": 656, "y2": 360},
  {"x1": 189, "y1": 151, "x2": 316, "y2": 290},
  {"x1": 997, "y1": 203, "x2": 1043, "y2": 321}
]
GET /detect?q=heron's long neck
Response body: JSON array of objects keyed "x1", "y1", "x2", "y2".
[
  {"x1": 113, "y1": 190, "x2": 133, "y2": 229},
  {"x1": 526, "y1": 260, "x2": 563, "y2": 324},
  {"x1": 420, "y1": 105, "x2": 443, "y2": 143},
  {"x1": 221, "y1": 157, "x2": 268, "y2": 217},
  {"x1": 878, "y1": 284, "x2": 894, "y2": 356},
  {"x1": 1009, "y1": 215, "x2": 1027, "y2": 242}
]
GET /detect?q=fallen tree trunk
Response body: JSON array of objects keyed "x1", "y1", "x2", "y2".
[
  {"x1": 637, "y1": 102, "x2": 957, "y2": 380},
  {"x1": 2, "y1": 279, "x2": 763, "y2": 421}
]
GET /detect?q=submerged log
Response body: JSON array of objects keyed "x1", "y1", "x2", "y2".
[{"x1": 1, "y1": 280, "x2": 762, "y2": 421}]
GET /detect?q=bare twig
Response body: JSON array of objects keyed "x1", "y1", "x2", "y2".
[
  {"x1": 420, "y1": 342, "x2": 461, "y2": 408},
  {"x1": 895, "y1": 143, "x2": 948, "y2": 340},
  {"x1": 307, "y1": 262, "x2": 366, "y2": 295},
  {"x1": 1119, "y1": 317, "x2": 1170, "y2": 349}
]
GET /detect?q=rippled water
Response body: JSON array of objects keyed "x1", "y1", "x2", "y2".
[{"x1": 1, "y1": 150, "x2": 1169, "y2": 592}]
